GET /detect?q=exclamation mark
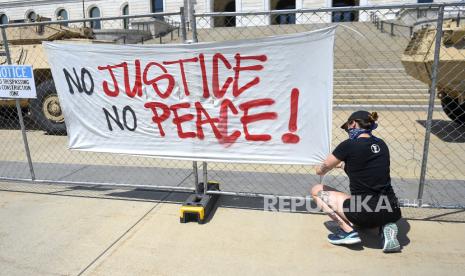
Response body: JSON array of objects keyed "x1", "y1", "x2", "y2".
[{"x1": 282, "y1": 88, "x2": 300, "y2": 144}]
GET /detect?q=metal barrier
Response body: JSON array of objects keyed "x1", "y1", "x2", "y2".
[
  {"x1": 190, "y1": 3, "x2": 465, "y2": 208},
  {"x1": 0, "y1": 3, "x2": 464, "y2": 209},
  {"x1": 0, "y1": 10, "x2": 196, "y2": 193}
]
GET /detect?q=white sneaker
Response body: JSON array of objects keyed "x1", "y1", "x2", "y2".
[{"x1": 381, "y1": 223, "x2": 401, "y2": 253}]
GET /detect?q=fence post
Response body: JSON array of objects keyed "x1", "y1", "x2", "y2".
[
  {"x1": 380, "y1": 21, "x2": 384, "y2": 32},
  {"x1": 390, "y1": 23, "x2": 394, "y2": 36},
  {"x1": 183, "y1": 0, "x2": 189, "y2": 27},
  {"x1": 180, "y1": 7, "x2": 187, "y2": 43},
  {"x1": 187, "y1": 1, "x2": 203, "y2": 194},
  {"x1": 1, "y1": 26, "x2": 36, "y2": 181},
  {"x1": 193, "y1": 161, "x2": 201, "y2": 194},
  {"x1": 202, "y1": 162, "x2": 208, "y2": 193},
  {"x1": 181, "y1": 4, "x2": 201, "y2": 195},
  {"x1": 417, "y1": 5, "x2": 445, "y2": 206},
  {"x1": 190, "y1": 1, "x2": 198, "y2": 43}
]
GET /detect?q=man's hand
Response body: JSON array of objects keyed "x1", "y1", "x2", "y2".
[
  {"x1": 316, "y1": 164, "x2": 331, "y2": 176},
  {"x1": 316, "y1": 154, "x2": 343, "y2": 176}
]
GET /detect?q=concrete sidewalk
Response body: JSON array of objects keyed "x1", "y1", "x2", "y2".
[{"x1": 0, "y1": 182, "x2": 464, "y2": 276}]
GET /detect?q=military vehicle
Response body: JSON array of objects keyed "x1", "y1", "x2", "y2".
[
  {"x1": 402, "y1": 18, "x2": 465, "y2": 124},
  {"x1": 0, "y1": 21, "x2": 93, "y2": 133}
]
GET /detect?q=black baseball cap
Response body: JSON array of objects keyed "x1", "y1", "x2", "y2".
[{"x1": 340, "y1": 110, "x2": 371, "y2": 130}]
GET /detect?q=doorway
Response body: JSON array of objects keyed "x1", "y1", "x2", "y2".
[
  {"x1": 213, "y1": 0, "x2": 236, "y2": 27},
  {"x1": 270, "y1": 0, "x2": 296, "y2": 25}
]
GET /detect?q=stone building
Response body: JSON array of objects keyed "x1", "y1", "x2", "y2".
[{"x1": 0, "y1": 0, "x2": 445, "y2": 28}]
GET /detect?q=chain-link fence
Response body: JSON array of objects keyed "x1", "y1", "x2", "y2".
[
  {"x1": 0, "y1": 10, "x2": 196, "y2": 192},
  {"x1": 0, "y1": 3, "x2": 464, "y2": 208},
  {"x1": 191, "y1": 3, "x2": 465, "y2": 208}
]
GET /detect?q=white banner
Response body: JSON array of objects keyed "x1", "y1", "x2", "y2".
[{"x1": 43, "y1": 27, "x2": 335, "y2": 165}]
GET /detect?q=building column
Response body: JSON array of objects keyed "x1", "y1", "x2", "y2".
[
  {"x1": 359, "y1": 0, "x2": 369, "y2": 22},
  {"x1": 236, "y1": 0, "x2": 242, "y2": 11},
  {"x1": 236, "y1": 0, "x2": 245, "y2": 27},
  {"x1": 264, "y1": 0, "x2": 270, "y2": 25},
  {"x1": 201, "y1": 0, "x2": 212, "y2": 28},
  {"x1": 296, "y1": 0, "x2": 305, "y2": 24}
]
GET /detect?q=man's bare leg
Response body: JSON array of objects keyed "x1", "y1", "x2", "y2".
[{"x1": 311, "y1": 184, "x2": 353, "y2": 233}]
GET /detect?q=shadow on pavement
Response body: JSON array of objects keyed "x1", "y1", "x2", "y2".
[
  {"x1": 324, "y1": 218, "x2": 411, "y2": 251},
  {"x1": 106, "y1": 188, "x2": 191, "y2": 203},
  {"x1": 358, "y1": 218, "x2": 411, "y2": 250},
  {"x1": 411, "y1": 208, "x2": 465, "y2": 223},
  {"x1": 417, "y1": 120, "x2": 465, "y2": 143},
  {"x1": 0, "y1": 182, "x2": 464, "y2": 226},
  {"x1": 0, "y1": 110, "x2": 39, "y2": 130},
  {"x1": 0, "y1": 110, "x2": 65, "y2": 135}
]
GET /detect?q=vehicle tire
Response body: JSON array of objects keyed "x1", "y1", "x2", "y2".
[
  {"x1": 29, "y1": 79, "x2": 67, "y2": 134},
  {"x1": 440, "y1": 95, "x2": 465, "y2": 125}
]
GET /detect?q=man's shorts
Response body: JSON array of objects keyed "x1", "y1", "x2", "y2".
[{"x1": 342, "y1": 195, "x2": 402, "y2": 228}]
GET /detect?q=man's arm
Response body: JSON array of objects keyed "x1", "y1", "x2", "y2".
[{"x1": 316, "y1": 154, "x2": 342, "y2": 176}]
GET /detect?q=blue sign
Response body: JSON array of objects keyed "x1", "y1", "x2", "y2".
[
  {"x1": 0, "y1": 66, "x2": 33, "y2": 78},
  {"x1": 0, "y1": 65, "x2": 36, "y2": 99}
]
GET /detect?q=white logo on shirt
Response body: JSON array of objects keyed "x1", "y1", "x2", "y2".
[{"x1": 371, "y1": 144, "x2": 381, "y2": 153}]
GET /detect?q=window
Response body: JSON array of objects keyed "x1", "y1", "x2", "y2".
[
  {"x1": 57, "y1": 9, "x2": 68, "y2": 26},
  {"x1": 122, "y1": 4, "x2": 129, "y2": 29},
  {"x1": 0, "y1": 14, "x2": 8, "y2": 25},
  {"x1": 27, "y1": 11, "x2": 37, "y2": 22},
  {"x1": 331, "y1": 0, "x2": 359, "y2": 22},
  {"x1": 271, "y1": 0, "x2": 296, "y2": 25},
  {"x1": 151, "y1": 0, "x2": 163, "y2": 12},
  {"x1": 89, "y1": 7, "x2": 101, "y2": 29}
]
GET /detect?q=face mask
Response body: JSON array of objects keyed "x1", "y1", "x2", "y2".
[
  {"x1": 348, "y1": 128, "x2": 371, "y2": 140},
  {"x1": 347, "y1": 123, "x2": 378, "y2": 140}
]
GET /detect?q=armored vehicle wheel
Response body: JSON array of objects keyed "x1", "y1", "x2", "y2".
[
  {"x1": 30, "y1": 79, "x2": 67, "y2": 134},
  {"x1": 441, "y1": 95, "x2": 465, "y2": 125}
]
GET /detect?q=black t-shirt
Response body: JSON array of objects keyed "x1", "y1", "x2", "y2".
[{"x1": 332, "y1": 136, "x2": 396, "y2": 199}]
